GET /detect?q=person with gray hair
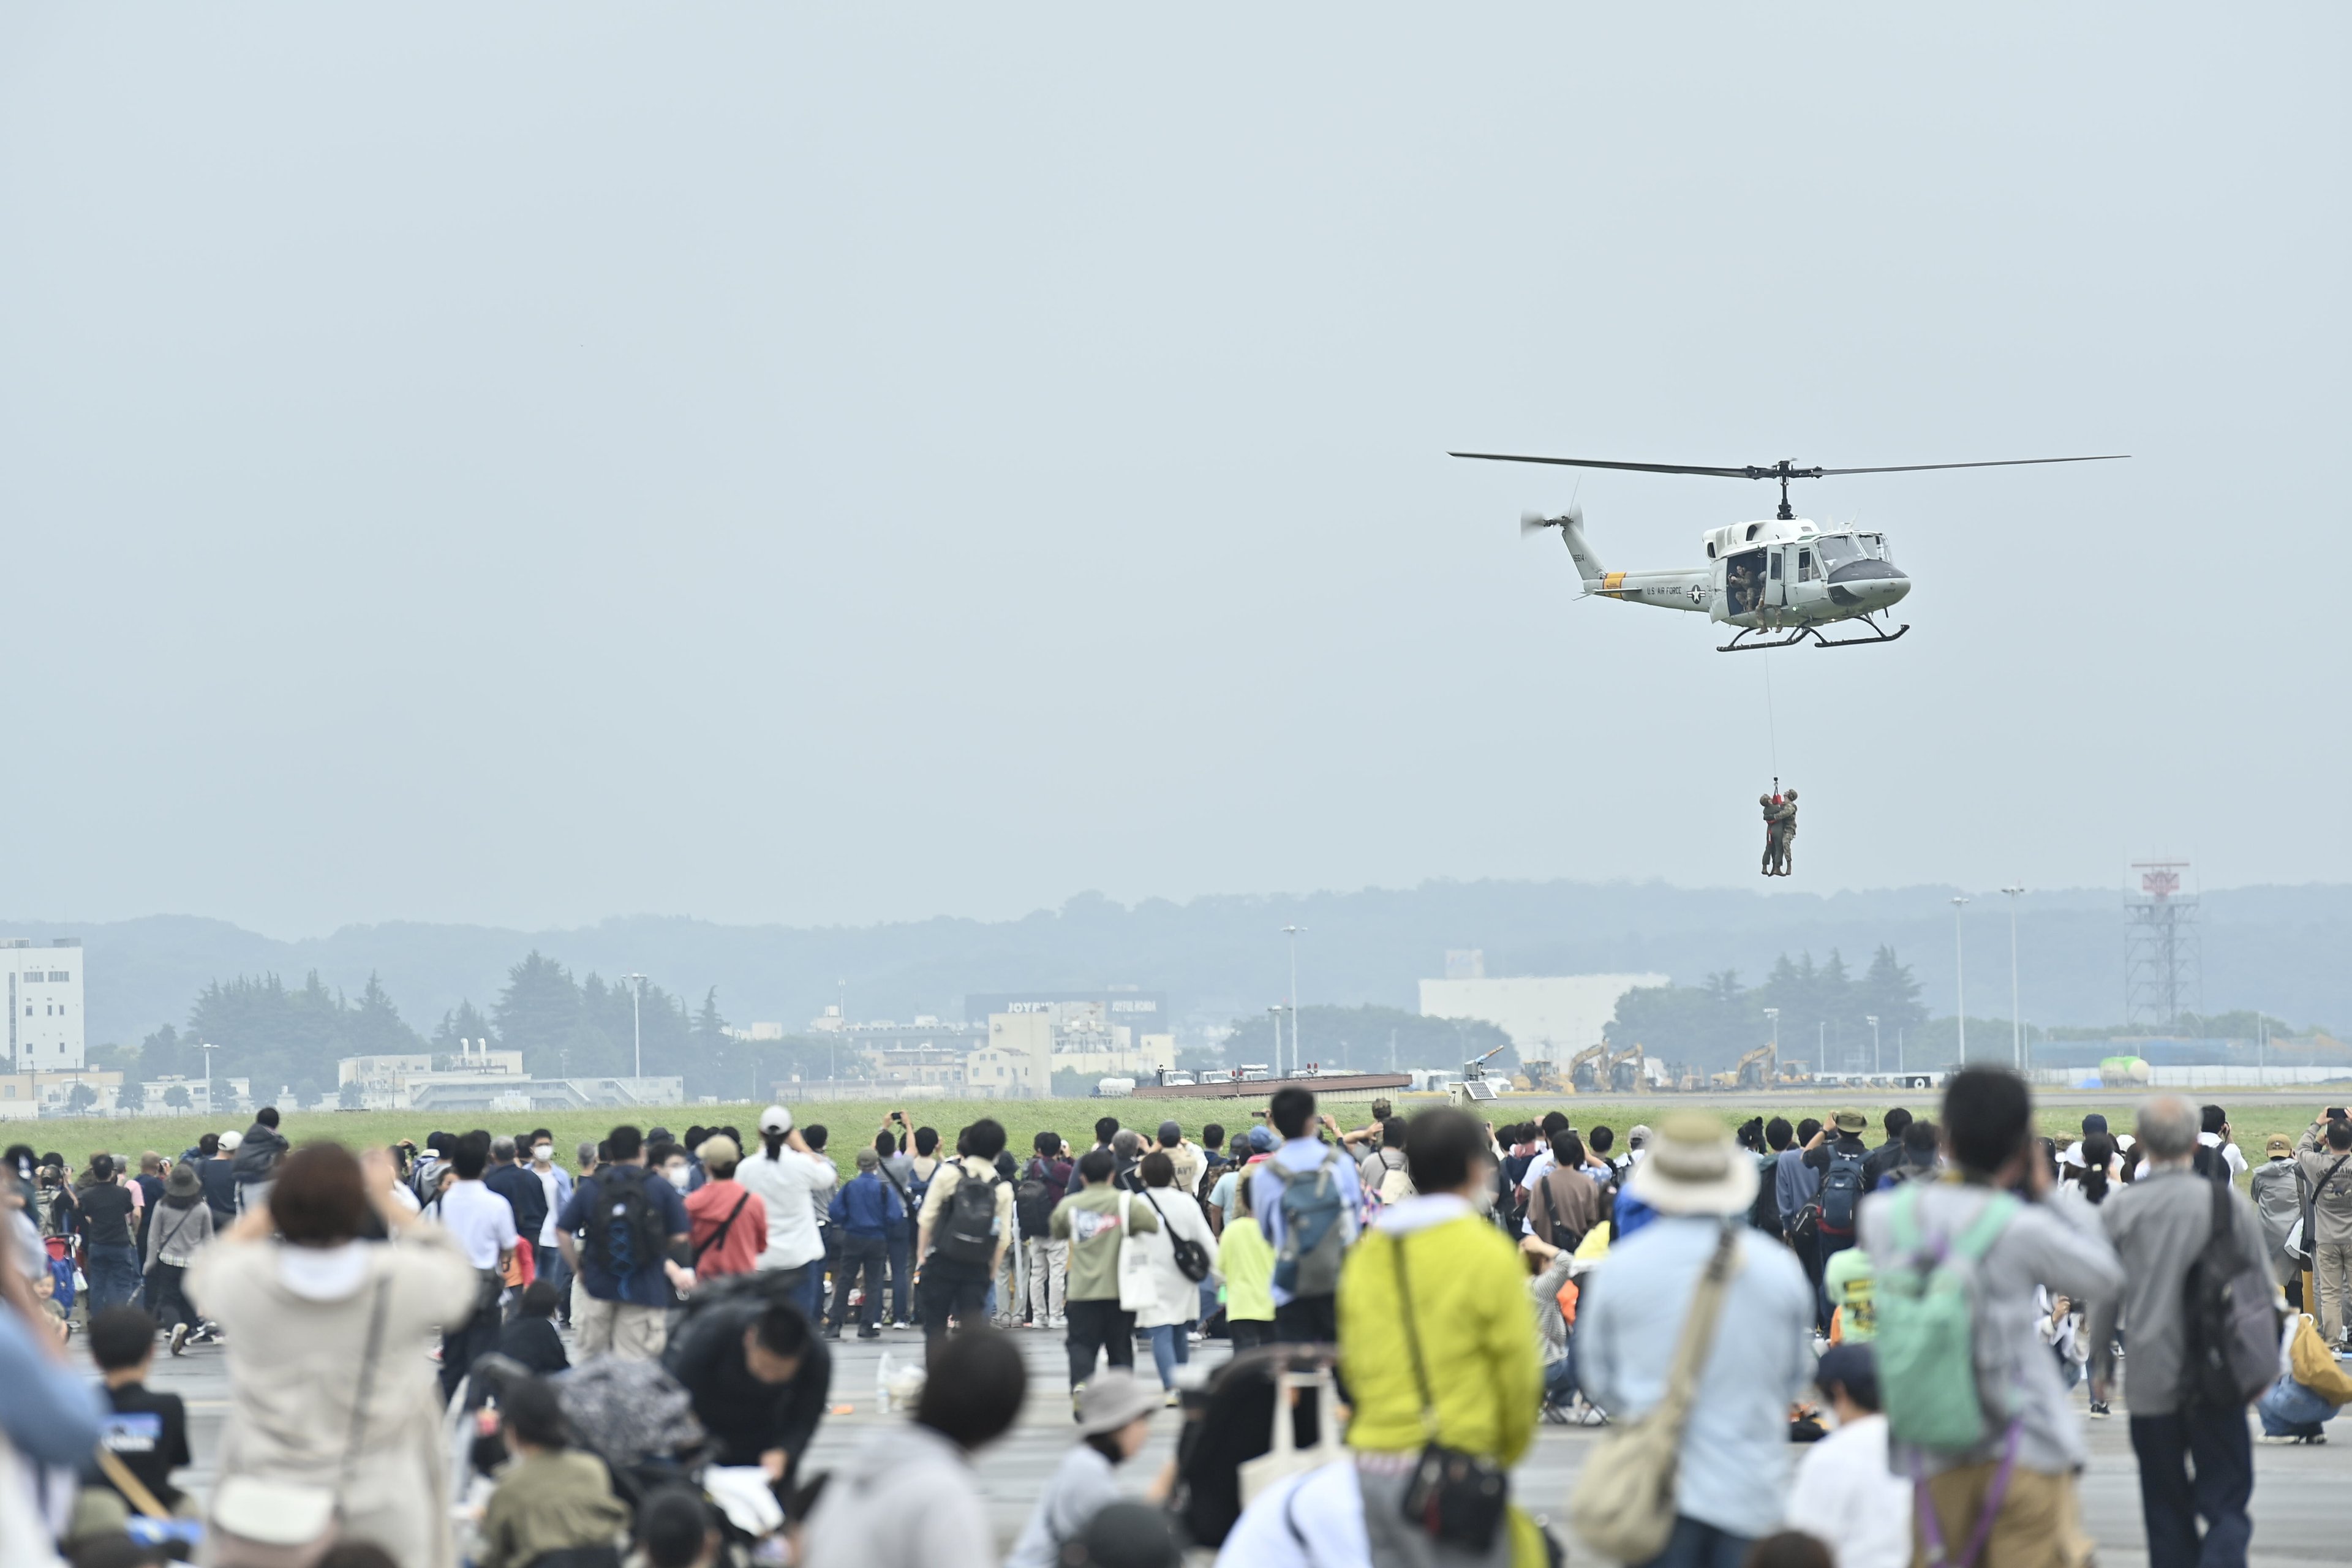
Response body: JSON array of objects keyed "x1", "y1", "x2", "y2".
[
  {"x1": 2088, "y1": 1095, "x2": 2275, "y2": 1568},
  {"x1": 1110, "y1": 1128, "x2": 1147, "y2": 1193}
]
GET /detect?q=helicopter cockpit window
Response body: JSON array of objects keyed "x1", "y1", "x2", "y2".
[
  {"x1": 1816, "y1": 535, "x2": 1864, "y2": 570},
  {"x1": 1860, "y1": 532, "x2": 1891, "y2": 563}
]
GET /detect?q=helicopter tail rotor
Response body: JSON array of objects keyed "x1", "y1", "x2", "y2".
[{"x1": 1520, "y1": 510, "x2": 1555, "y2": 537}]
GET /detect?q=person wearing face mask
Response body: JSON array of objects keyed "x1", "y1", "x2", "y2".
[{"x1": 525, "y1": 1131, "x2": 575, "y2": 1323}]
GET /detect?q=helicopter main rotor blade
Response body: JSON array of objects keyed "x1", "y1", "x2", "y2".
[
  {"x1": 1454, "y1": 452, "x2": 1755, "y2": 477},
  {"x1": 1813, "y1": 454, "x2": 2130, "y2": 476},
  {"x1": 1451, "y1": 451, "x2": 2129, "y2": 479}
]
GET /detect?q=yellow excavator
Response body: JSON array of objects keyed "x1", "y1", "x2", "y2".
[
  {"x1": 1710, "y1": 1043, "x2": 1777, "y2": 1091},
  {"x1": 1606, "y1": 1043, "x2": 1647, "y2": 1093},
  {"x1": 1516, "y1": 1057, "x2": 1564, "y2": 1094},
  {"x1": 1563, "y1": 1042, "x2": 1610, "y2": 1093}
]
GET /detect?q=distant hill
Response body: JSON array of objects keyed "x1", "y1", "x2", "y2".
[{"x1": 15, "y1": 878, "x2": 2349, "y2": 1052}]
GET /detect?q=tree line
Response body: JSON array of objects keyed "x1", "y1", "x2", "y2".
[
  {"x1": 1605, "y1": 946, "x2": 1929, "y2": 1073},
  {"x1": 128, "y1": 951, "x2": 849, "y2": 1107}
]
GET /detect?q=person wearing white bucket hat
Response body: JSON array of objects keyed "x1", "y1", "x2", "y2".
[{"x1": 1579, "y1": 1113, "x2": 1814, "y2": 1567}]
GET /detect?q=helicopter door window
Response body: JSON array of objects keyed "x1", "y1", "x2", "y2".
[
  {"x1": 1797, "y1": 548, "x2": 1817, "y2": 582},
  {"x1": 1768, "y1": 552, "x2": 1782, "y2": 581}
]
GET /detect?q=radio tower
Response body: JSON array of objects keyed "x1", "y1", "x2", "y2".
[{"x1": 2124, "y1": 861, "x2": 2200, "y2": 1028}]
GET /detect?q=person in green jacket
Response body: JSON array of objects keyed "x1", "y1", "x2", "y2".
[
  {"x1": 1050, "y1": 1148, "x2": 1159, "y2": 1409},
  {"x1": 1338, "y1": 1107, "x2": 1547, "y2": 1568}
]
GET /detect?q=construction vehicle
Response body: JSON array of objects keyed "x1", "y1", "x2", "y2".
[
  {"x1": 1563, "y1": 1042, "x2": 1610, "y2": 1093},
  {"x1": 1516, "y1": 1057, "x2": 1564, "y2": 1095},
  {"x1": 1710, "y1": 1044, "x2": 1777, "y2": 1091},
  {"x1": 1606, "y1": 1044, "x2": 1647, "y2": 1093}
]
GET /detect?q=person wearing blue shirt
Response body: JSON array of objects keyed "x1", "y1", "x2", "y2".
[
  {"x1": 825, "y1": 1148, "x2": 904, "y2": 1340},
  {"x1": 1246, "y1": 1088, "x2": 1363, "y2": 1344},
  {"x1": 555, "y1": 1124, "x2": 690, "y2": 1360},
  {"x1": 1581, "y1": 1113, "x2": 1814, "y2": 1567}
]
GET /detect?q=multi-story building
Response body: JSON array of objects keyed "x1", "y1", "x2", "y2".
[
  {"x1": 3, "y1": 938, "x2": 85, "y2": 1072},
  {"x1": 974, "y1": 1001, "x2": 1176, "y2": 1096}
]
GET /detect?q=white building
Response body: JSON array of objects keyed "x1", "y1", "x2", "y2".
[
  {"x1": 1419, "y1": 971, "x2": 1670, "y2": 1063},
  {"x1": 3, "y1": 938, "x2": 85, "y2": 1072}
]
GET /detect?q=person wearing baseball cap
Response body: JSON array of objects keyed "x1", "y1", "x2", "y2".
[
  {"x1": 1003, "y1": 1370, "x2": 1161, "y2": 1568},
  {"x1": 1581, "y1": 1114, "x2": 1815, "y2": 1560},
  {"x1": 1799, "y1": 1110, "x2": 1875, "y2": 1330},
  {"x1": 733, "y1": 1104, "x2": 837, "y2": 1325},
  {"x1": 2250, "y1": 1131, "x2": 2307, "y2": 1293}
]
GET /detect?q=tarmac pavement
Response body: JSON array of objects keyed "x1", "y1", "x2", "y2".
[{"x1": 121, "y1": 1317, "x2": 2350, "y2": 1566}]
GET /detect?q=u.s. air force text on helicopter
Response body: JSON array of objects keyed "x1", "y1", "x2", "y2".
[{"x1": 1450, "y1": 450, "x2": 2127, "y2": 652}]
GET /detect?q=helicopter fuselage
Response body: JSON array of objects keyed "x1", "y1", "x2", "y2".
[{"x1": 1575, "y1": 516, "x2": 1911, "y2": 631}]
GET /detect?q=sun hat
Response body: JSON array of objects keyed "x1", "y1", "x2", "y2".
[
  {"x1": 2266, "y1": 1133, "x2": 2294, "y2": 1158},
  {"x1": 758, "y1": 1104, "x2": 793, "y2": 1134},
  {"x1": 1246, "y1": 1126, "x2": 1278, "y2": 1154},
  {"x1": 165, "y1": 1164, "x2": 202, "y2": 1198},
  {"x1": 1626, "y1": 1112, "x2": 1760, "y2": 1216},
  {"x1": 854, "y1": 1147, "x2": 881, "y2": 1172},
  {"x1": 1833, "y1": 1109, "x2": 1868, "y2": 1134},
  {"x1": 1075, "y1": 1370, "x2": 1163, "y2": 1436},
  {"x1": 1157, "y1": 1120, "x2": 1183, "y2": 1144},
  {"x1": 699, "y1": 1134, "x2": 741, "y2": 1166}
]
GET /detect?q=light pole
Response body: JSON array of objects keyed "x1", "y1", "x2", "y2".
[
  {"x1": 1950, "y1": 897, "x2": 1970, "y2": 1063},
  {"x1": 2001, "y1": 886, "x2": 2025, "y2": 1074},
  {"x1": 201, "y1": 1041, "x2": 216, "y2": 1115},
  {"x1": 1866, "y1": 1015, "x2": 1881, "y2": 1075},
  {"x1": 1763, "y1": 1007, "x2": 1779, "y2": 1056},
  {"x1": 623, "y1": 973, "x2": 647, "y2": 1079},
  {"x1": 1281, "y1": 924, "x2": 1306, "y2": 1077},
  {"x1": 1267, "y1": 1006, "x2": 1286, "y2": 1078}
]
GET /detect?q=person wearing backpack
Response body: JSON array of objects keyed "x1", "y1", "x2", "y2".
[
  {"x1": 554, "y1": 1123, "x2": 692, "y2": 1360},
  {"x1": 1800, "y1": 1111, "x2": 1872, "y2": 1328},
  {"x1": 1019, "y1": 1131, "x2": 1074, "y2": 1329},
  {"x1": 1248, "y1": 1087, "x2": 1363, "y2": 1345},
  {"x1": 912, "y1": 1116, "x2": 1017, "y2": 1363},
  {"x1": 1859, "y1": 1069, "x2": 2123, "y2": 1568},
  {"x1": 1359, "y1": 1117, "x2": 1415, "y2": 1209},
  {"x1": 2087, "y1": 1096, "x2": 2279, "y2": 1568}
]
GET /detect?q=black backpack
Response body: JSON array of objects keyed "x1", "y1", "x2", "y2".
[
  {"x1": 1015, "y1": 1161, "x2": 1057, "y2": 1240},
  {"x1": 1818, "y1": 1146, "x2": 1868, "y2": 1235},
  {"x1": 934, "y1": 1165, "x2": 1003, "y2": 1266},
  {"x1": 585, "y1": 1165, "x2": 670, "y2": 1278},
  {"x1": 2184, "y1": 1177, "x2": 2282, "y2": 1409}
]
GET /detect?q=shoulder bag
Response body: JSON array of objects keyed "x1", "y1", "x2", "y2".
[
  {"x1": 1115, "y1": 1191, "x2": 1156, "y2": 1313},
  {"x1": 692, "y1": 1192, "x2": 753, "y2": 1265},
  {"x1": 1391, "y1": 1232, "x2": 1510, "y2": 1553},
  {"x1": 209, "y1": 1272, "x2": 391, "y2": 1568},
  {"x1": 1139, "y1": 1188, "x2": 1212, "y2": 1283},
  {"x1": 1567, "y1": 1223, "x2": 1741, "y2": 1564}
]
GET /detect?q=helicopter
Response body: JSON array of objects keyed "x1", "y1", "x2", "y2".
[{"x1": 1450, "y1": 451, "x2": 2127, "y2": 651}]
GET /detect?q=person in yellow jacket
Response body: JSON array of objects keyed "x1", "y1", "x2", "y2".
[{"x1": 1337, "y1": 1107, "x2": 1549, "y2": 1568}]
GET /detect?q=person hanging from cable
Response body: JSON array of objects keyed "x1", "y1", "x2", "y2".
[
  {"x1": 1769, "y1": 788, "x2": 1799, "y2": 876},
  {"x1": 1758, "y1": 793, "x2": 1782, "y2": 877}
]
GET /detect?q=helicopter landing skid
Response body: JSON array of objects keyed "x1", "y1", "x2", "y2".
[{"x1": 1716, "y1": 619, "x2": 1910, "y2": 653}]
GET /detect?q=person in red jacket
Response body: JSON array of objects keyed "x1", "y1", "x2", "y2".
[{"x1": 684, "y1": 1135, "x2": 768, "y2": 1281}]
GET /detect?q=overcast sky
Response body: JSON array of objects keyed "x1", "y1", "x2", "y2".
[{"x1": 2, "y1": 7, "x2": 2343, "y2": 939}]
